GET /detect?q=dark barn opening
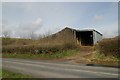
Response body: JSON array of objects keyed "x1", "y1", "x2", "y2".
[{"x1": 76, "y1": 31, "x2": 93, "y2": 46}]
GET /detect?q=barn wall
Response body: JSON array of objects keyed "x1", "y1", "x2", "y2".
[
  {"x1": 51, "y1": 28, "x2": 76, "y2": 44},
  {"x1": 38, "y1": 28, "x2": 102, "y2": 46},
  {"x1": 93, "y1": 31, "x2": 103, "y2": 45},
  {"x1": 39, "y1": 28, "x2": 77, "y2": 46}
]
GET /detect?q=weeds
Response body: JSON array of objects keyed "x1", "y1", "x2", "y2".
[
  {"x1": 93, "y1": 51, "x2": 120, "y2": 61},
  {"x1": 2, "y1": 69, "x2": 32, "y2": 78},
  {"x1": 96, "y1": 36, "x2": 119, "y2": 57},
  {"x1": 3, "y1": 49, "x2": 79, "y2": 59}
]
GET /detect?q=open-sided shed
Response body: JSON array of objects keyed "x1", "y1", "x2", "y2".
[
  {"x1": 40, "y1": 27, "x2": 103, "y2": 46},
  {"x1": 75, "y1": 29, "x2": 103, "y2": 46}
]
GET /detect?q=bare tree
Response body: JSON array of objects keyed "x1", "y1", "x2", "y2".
[
  {"x1": 45, "y1": 30, "x2": 52, "y2": 37},
  {"x1": 2, "y1": 30, "x2": 11, "y2": 38},
  {"x1": 38, "y1": 34, "x2": 44, "y2": 39},
  {"x1": 29, "y1": 32, "x2": 37, "y2": 39},
  {"x1": 38, "y1": 33, "x2": 46, "y2": 39},
  {"x1": 38, "y1": 31, "x2": 52, "y2": 39}
]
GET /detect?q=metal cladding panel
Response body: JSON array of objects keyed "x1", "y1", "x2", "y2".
[{"x1": 93, "y1": 31, "x2": 103, "y2": 45}]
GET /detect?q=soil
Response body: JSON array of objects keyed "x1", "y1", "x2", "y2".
[
  {"x1": 59, "y1": 46, "x2": 119, "y2": 67},
  {"x1": 59, "y1": 46, "x2": 94, "y2": 64}
]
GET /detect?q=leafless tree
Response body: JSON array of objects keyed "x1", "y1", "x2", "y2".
[
  {"x1": 2, "y1": 30, "x2": 11, "y2": 38},
  {"x1": 38, "y1": 31, "x2": 52, "y2": 39},
  {"x1": 29, "y1": 32, "x2": 37, "y2": 39},
  {"x1": 38, "y1": 34, "x2": 43, "y2": 39},
  {"x1": 45, "y1": 30, "x2": 52, "y2": 37}
]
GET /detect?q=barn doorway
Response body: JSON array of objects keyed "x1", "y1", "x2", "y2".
[{"x1": 76, "y1": 31, "x2": 93, "y2": 46}]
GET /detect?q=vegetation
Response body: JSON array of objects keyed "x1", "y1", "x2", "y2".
[
  {"x1": 96, "y1": 36, "x2": 119, "y2": 58},
  {"x1": 93, "y1": 51, "x2": 120, "y2": 61},
  {"x1": 84, "y1": 36, "x2": 120, "y2": 66},
  {"x1": 3, "y1": 49, "x2": 79, "y2": 59},
  {"x1": 82, "y1": 36, "x2": 119, "y2": 66},
  {"x1": 2, "y1": 37, "x2": 79, "y2": 59},
  {"x1": 2, "y1": 38, "x2": 33, "y2": 46},
  {"x1": 2, "y1": 36, "x2": 119, "y2": 66},
  {"x1": 0, "y1": 69, "x2": 1, "y2": 78},
  {"x1": 3, "y1": 43, "x2": 77, "y2": 54},
  {"x1": 2, "y1": 69, "x2": 32, "y2": 78},
  {"x1": 2, "y1": 37, "x2": 79, "y2": 58}
]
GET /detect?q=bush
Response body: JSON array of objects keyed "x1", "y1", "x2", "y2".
[
  {"x1": 2, "y1": 43, "x2": 78, "y2": 54},
  {"x1": 96, "y1": 36, "x2": 119, "y2": 57},
  {"x1": 2, "y1": 38, "x2": 16, "y2": 45}
]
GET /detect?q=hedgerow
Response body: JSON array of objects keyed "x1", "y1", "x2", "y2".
[
  {"x1": 96, "y1": 36, "x2": 119, "y2": 57},
  {"x1": 2, "y1": 43, "x2": 78, "y2": 54}
]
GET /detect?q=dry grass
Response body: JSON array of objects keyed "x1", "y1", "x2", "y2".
[
  {"x1": 2, "y1": 28, "x2": 76, "y2": 46},
  {"x1": 2, "y1": 38, "x2": 34, "y2": 46},
  {"x1": 3, "y1": 49, "x2": 79, "y2": 59},
  {"x1": 2, "y1": 38, "x2": 78, "y2": 56},
  {"x1": 83, "y1": 36, "x2": 120, "y2": 66},
  {"x1": 2, "y1": 30, "x2": 79, "y2": 55},
  {"x1": 96, "y1": 36, "x2": 119, "y2": 57}
]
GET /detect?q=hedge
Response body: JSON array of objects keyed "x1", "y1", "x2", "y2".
[
  {"x1": 96, "y1": 37, "x2": 119, "y2": 57},
  {"x1": 2, "y1": 43, "x2": 78, "y2": 54}
]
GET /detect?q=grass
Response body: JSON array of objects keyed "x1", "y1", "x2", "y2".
[
  {"x1": 2, "y1": 69, "x2": 32, "y2": 78},
  {"x1": 84, "y1": 36, "x2": 120, "y2": 66},
  {"x1": 2, "y1": 49, "x2": 79, "y2": 59},
  {"x1": 92, "y1": 51, "x2": 120, "y2": 61},
  {"x1": 0, "y1": 69, "x2": 1, "y2": 78},
  {"x1": 96, "y1": 36, "x2": 119, "y2": 57},
  {"x1": 84, "y1": 51, "x2": 120, "y2": 66}
]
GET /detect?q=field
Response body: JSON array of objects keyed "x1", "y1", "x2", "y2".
[{"x1": 2, "y1": 36, "x2": 120, "y2": 66}]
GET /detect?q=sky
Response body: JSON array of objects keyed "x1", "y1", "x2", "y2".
[{"x1": 1, "y1": 1, "x2": 118, "y2": 38}]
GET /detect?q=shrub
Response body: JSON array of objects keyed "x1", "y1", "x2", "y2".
[
  {"x1": 2, "y1": 38, "x2": 16, "y2": 45},
  {"x1": 96, "y1": 36, "x2": 119, "y2": 57},
  {"x1": 2, "y1": 43, "x2": 78, "y2": 54}
]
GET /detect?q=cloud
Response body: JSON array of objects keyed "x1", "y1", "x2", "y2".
[
  {"x1": 95, "y1": 23, "x2": 118, "y2": 38},
  {"x1": 1, "y1": 20, "x2": 14, "y2": 37},
  {"x1": 33, "y1": 18, "x2": 43, "y2": 26},
  {"x1": 15, "y1": 17, "x2": 43, "y2": 37},
  {"x1": 2, "y1": 2, "x2": 117, "y2": 38},
  {"x1": 2, "y1": 20, "x2": 12, "y2": 32},
  {"x1": 93, "y1": 15, "x2": 104, "y2": 21},
  {"x1": 2, "y1": 0, "x2": 118, "y2": 2},
  {"x1": 0, "y1": 22, "x2": 2, "y2": 37},
  {"x1": 2, "y1": 17, "x2": 43, "y2": 38},
  {"x1": 83, "y1": 22, "x2": 118, "y2": 38}
]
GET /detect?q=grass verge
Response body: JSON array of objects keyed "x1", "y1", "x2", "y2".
[
  {"x1": 92, "y1": 51, "x2": 120, "y2": 61},
  {"x1": 0, "y1": 69, "x2": 1, "y2": 78},
  {"x1": 2, "y1": 49, "x2": 79, "y2": 59},
  {"x1": 2, "y1": 69, "x2": 32, "y2": 78},
  {"x1": 85, "y1": 51, "x2": 120, "y2": 66}
]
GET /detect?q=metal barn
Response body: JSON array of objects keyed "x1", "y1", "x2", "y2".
[
  {"x1": 75, "y1": 29, "x2": 103, "y2": 46},
  {"x1": 40, "y1": 27, "x2": 103, "y2": 46}
]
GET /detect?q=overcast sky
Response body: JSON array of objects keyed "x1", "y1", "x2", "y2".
[{"x1": 2, "y1": 2, "x2": 118, "y2": 38}]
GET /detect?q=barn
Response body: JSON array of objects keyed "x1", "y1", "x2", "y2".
[{"x1": 42, "y1": 27, "x2": 103, "y2": 46}]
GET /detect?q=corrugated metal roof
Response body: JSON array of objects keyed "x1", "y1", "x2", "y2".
[{"x1": 64, "y1": 27, "x2": 103, "y2": 36}]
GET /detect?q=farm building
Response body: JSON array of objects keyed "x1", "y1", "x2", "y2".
[
  {"x1": 75, "y1": 28, "x2": 103, "y2": 46},
  {"x1": 41, "y1": 27, "x2": 103, "y2": 46}
]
